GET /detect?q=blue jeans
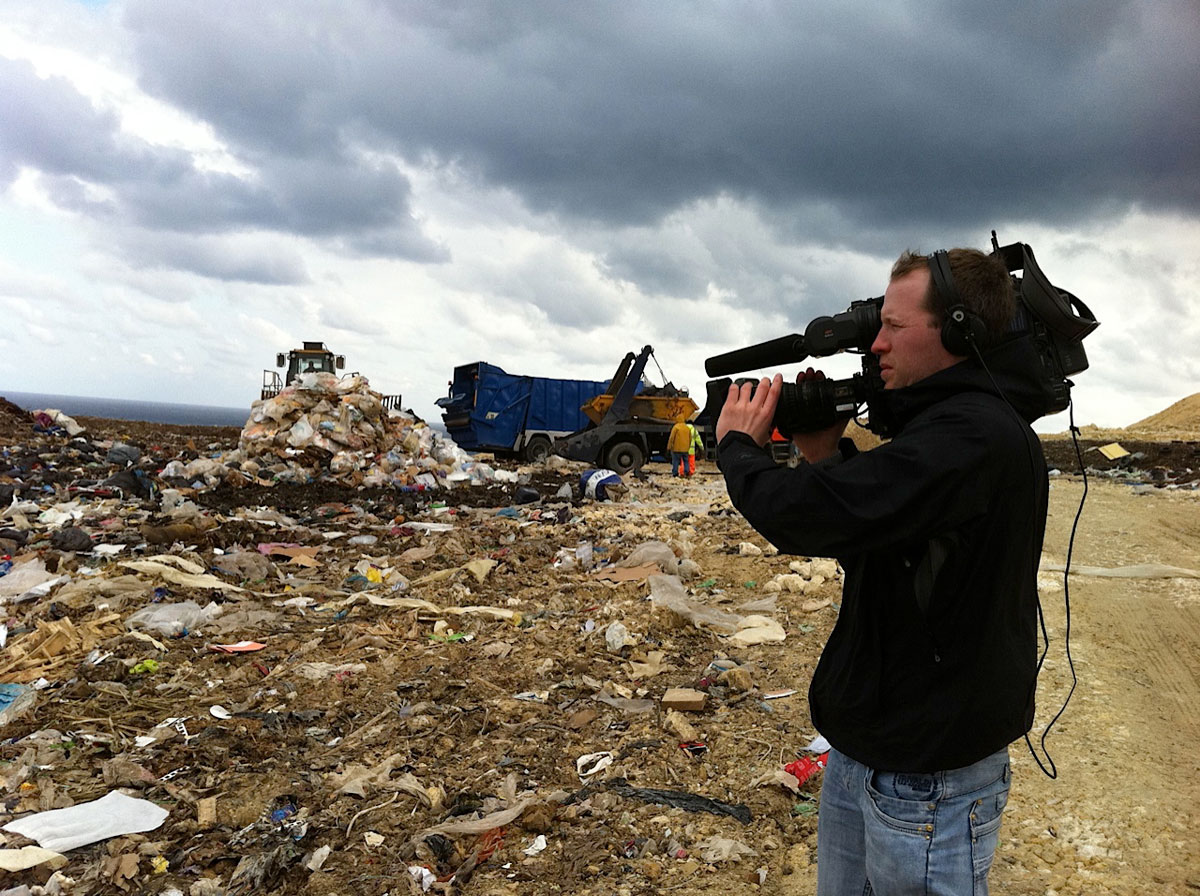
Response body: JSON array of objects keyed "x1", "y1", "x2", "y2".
[
  {"x1": 816, "y1": 746, "x2": 1010, "y2": 896},
  {"x1": 670, "y1": 452, "x2": 688, "y2": 476}
]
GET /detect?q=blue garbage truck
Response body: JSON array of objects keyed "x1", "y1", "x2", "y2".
[{"x1": 435, "y1": 362, "x2": 611, "y2": 462}]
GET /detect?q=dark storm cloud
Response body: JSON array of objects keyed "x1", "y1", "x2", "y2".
[
  {"x1": 118, "y1": 0, "x2": 1199, "y2": 265},
  {"x1": 361, "y1": 0, "x2": 1199, "y2": 232},
  {"x1": 0, "y1": 55, "x2": 441, "y2": 276},
  {"x1": 116, "y1": 230, "x2": 311, "y2": 285},
  {"x1": 8, "y1": 0, "x2": 1199, "y2": 304},
  {"x1": 0, "y1": 57, "x2": 166, "y2": 188}
]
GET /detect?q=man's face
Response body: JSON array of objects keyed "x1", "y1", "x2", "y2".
[{"x1": 870, "y1": 268, "x2": 960, "y2": 389}]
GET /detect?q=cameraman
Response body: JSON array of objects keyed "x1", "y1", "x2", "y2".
[{"x1": 715, "y1": 248, "x2": 1048, "y2": 896}]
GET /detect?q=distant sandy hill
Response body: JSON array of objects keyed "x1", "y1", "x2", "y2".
[
  {"x1": 1128, "y1": 393, "x2": 1200, "y2": 433},
  {"x1": 1040, "y1": 392, "x2": 1200, "y2": 442}
]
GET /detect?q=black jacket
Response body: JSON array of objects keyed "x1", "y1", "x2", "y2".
[{"x1": 719, "y1": 337, "x2": 1049, "y2": 772}]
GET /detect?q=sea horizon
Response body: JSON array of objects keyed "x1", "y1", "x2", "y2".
[{"x1": 3, "y1": 390, "x2": 249, "y2": 427}]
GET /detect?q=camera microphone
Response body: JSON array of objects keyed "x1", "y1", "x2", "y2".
[{"x1": 704, "y1": 334, "x2": 808, "y2": 377}]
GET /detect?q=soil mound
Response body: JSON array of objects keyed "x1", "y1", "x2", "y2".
[{"x1": 1129, "y1": 391, "x2": 1200, "y2": 434}]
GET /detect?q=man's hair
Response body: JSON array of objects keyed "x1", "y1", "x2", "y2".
[{"x1": 891, "y1": 249, "x2": 1015, "y2": 337}]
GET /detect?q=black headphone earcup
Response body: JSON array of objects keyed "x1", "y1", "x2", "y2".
[{"x1": 941, "y1": 305, "x2": 987, "y2": 355}]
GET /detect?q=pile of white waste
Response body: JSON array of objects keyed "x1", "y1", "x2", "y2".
[{"x1": 163, "y1": 373, "x2": 506, "y2": 490}]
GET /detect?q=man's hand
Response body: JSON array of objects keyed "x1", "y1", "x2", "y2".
[
  {"x1": 791, "y1": 368, "x2": 849, "y2": 462},
  {"x1": 716, "y1": 374, "x2": 782, "y2": 448}
]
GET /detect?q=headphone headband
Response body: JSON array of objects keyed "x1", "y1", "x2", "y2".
[{"x1": 928, "y1": 249, "x2": 959, "y2": 307}]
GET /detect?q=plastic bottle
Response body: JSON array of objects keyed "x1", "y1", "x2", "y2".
[{"x1": 575, "y1": 540, "x2": 594, "y2": 570}]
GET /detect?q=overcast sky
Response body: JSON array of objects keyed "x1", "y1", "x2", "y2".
[{"x1": 2, "y1": 0, "x2": 1198, "y2": 432}]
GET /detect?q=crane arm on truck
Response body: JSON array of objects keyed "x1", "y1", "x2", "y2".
[{"x1": 556, "y1": 346, "x2": 699, "y2": 473}]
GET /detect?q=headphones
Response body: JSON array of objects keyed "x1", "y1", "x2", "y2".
[{"x1": 928, "y1": 250, "x2": 988, "y2": 357}]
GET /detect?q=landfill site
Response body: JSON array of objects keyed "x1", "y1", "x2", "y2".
[{"x1": 0, "y1": 373, "x2": 1198, "y2": 896}]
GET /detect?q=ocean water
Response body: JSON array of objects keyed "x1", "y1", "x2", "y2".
[{"x1": 3, "y1": 390, "x2": 249, "y2": 427}]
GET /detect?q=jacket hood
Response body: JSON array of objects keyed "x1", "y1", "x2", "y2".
[{"x1": 871, "y1": 333, "x2": 1057, "y2": 434}]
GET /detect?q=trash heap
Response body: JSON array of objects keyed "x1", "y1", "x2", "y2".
[
  {"x1": 0, "y1": 397, "x2": 864, "y2": 894},
  {"x1": 173, "y1": 373, "x2": 502, "y2": 491}
]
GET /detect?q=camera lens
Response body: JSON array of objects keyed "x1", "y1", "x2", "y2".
[{"x1": 775, "y1": 377, "x2": 865, "y2": 435}]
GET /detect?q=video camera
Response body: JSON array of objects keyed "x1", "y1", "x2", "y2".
[{"x1": 703, "y1": 234, "x2": 1099, "y2": 439}]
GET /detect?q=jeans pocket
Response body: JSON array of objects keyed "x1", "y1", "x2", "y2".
[
  {"x1": 969, "y1": 780, "x2": 1010, "y2": 880},
  {"x1": 865, "y1": 770, "x2": 937, "y2": 835}
]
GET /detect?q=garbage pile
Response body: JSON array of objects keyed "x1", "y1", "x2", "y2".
[
  {"x1": 0, "y1": 399, "x2": 852, "y2": 895},
  {"x1": 184, "y1": 373, "x2": 500, "y2": 491}
]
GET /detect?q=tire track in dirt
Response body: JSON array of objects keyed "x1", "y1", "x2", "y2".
[{"x1": 1117, "y1": 586, "x2": 1200, "y2": 741}]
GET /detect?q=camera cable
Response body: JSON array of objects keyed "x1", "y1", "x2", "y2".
[{"x1": 970, "y1": 342, "x2": 1084, "y2": 780}]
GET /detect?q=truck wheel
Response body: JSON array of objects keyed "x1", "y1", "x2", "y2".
[
  {"x1": 605, "y1": 440, "x2": 644, "y2": 474},
  {"x1": 523, "y1": 436, "x2": 552, "y2": 463}
]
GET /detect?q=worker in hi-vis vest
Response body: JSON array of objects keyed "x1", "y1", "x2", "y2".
[
  {"x1": 668, "y1": 417, "x2": 692, "y2": 477},
  {"x1": 686, "y1": 421, "x2": 704, "y2": 475}
]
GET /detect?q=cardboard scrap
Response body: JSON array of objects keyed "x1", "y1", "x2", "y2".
[
  {"x1": 661, "y1": 687, "x2": 707, "y2": 712},
  {"x1": 256, "y1": 544, "x2": 322, "y2": 567},
  {"x1": 463, "y1": 557, "x2": 497, "y2": 582},
  {"x1": 0, "y1": 845, "x2": 68, "y2": 872},
  {"x1": 1097, "y1": 442, "x2": 1130, "y2": 460},
  {"x1": 593, "y1": 563, "x2": 661, "y2": 584}
]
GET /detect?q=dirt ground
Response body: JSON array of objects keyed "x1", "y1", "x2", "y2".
[{"x1": 0, "y1": 400, "x2": 1198, "y2": 894}]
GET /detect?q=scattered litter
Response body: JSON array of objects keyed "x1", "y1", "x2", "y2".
[
  {"x1": 647, "y1": 575, "x2": 742, "y2": 634},
  {"x1": 728, "y1": 615, "x2": 787, "y2": 647},
  {"x1": 581, "y1": 779, "x2": 753, "y2": 824},
  {"x1": 604, "y1": 621, "x2": 635, "y2": 652},
  {"x1": 617, "y1": 541, "x2": 679, "y2": 574},
  {"x1": 695, "y1": 835, "x2": 758, "y2": 863},
  {"x1": 581, "y1": 469, "x2": 627, "y2": 501},
  {"x1": 0, "y1": 683, "x2": 38, "y2": 727},
  {"x1": 1096, "y1": 442, "x2": 1130, "y2": 460},
  {"x1": 208, "y1": 640, "x2": 268, "y2": 653},
  {"x1": 784, "y1": 751, "x2": 831, "y2": 787},
  {"x1": 661, "y1": 687, "x2": 707, "y2": 712},
  {"x1": 7, "y1": 399, "x2": 1114, "y2": 893},
  {"x1": 576, "y1": 752, "x2": 615, "y2": 778},
  {"x1": 408, "y1": 864, "x2": 437, "y2": 891},
  {"x1": 126, "y1": 600, "x2": 222, "y2": 637},
  {"x1": 806, "y1": 734, "x2": 832, "y2": 752},
  {"x1": 2, "y1": 791, "x2": 169, "y2": 852},
  {"x1": 522, "y1": 834, "x2": 548, "y2": 856},
  {"x1": 0, "y1": 845, "x2": 68, "y2": 872}
]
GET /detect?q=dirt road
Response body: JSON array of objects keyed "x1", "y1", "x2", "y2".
[{"x1": 985, "y1": 477, "x2": 1200, "y2": 895}]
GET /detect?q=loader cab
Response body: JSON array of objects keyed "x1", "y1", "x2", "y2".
[
  {"x1": 280, "y1": 341, "x2": 345, "y2": 385},
  {"x1": 261, "y1": 340, "x2": 348, "y2": 401}
]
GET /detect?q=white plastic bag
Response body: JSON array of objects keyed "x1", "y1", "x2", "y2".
[{"x1": 125, "y1": 600, "x2": 222, "y2": 636}]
